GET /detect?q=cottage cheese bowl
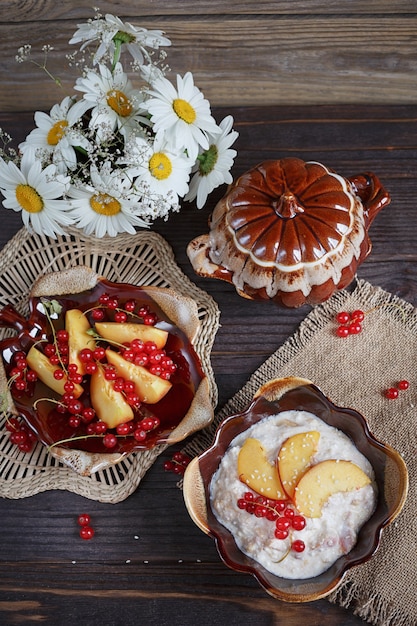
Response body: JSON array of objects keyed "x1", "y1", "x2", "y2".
[{"x1": 183, "y1": 377, "x2": 408, "y2": 602}]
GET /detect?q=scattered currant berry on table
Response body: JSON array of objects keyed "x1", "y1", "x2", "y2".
[
  {"x1": 163, "y1": 451, "x2": 191, "y2": 475},
  {"x1": 79, "y1": 526, "x2": 95, "y2": 540},
  {"x1": 384, "y1": 387, "x2": 399, "y2": 399},
  {"x1": 397, "y1": 380, "x2": 410, "y2": 391},
  {"x1": 77, "y1": 513, "x2": 92, "y2": 527},
  {"x1": 384, "y1": 379, "x2": 410, "y2": 398}
]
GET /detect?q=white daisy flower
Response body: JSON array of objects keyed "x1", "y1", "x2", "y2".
[
  {"x1": 19, "y1": 96, "x2": 91, "y2": 174},
  {"x1": 0, "y1": 150, "x2": 73, "y2": 238},
  {"x1": 143, "y1": 72, "x2": 220, "y2": 162},
  {"x1": 69, "y1": 13, "x2": 171, "y2": 66},
  {"x1": 67, "y1": 161, "x2": 149, "y2": 238},
  {"x1": 74, "y1": 62, "x2": 148, "y2": 142},
  {"x1": 185, "y1": 115, "x2": 239, "y2": 209},
  {"x1": 119, "y1": 136, "x2": 192, "y2": 217}
]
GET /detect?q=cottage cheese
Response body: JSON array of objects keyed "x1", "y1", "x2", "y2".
[{"x1": 209, "y1": 410, "x2": 377, "y2": 579}]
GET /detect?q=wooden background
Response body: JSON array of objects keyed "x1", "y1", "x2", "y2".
[{"x1": 0, "y1": 1, "x2": 416, "y2": 113}]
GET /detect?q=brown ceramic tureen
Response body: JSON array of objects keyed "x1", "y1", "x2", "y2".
[{"x1": 187, "y1": 158, "x2": 390, "y2": 307}]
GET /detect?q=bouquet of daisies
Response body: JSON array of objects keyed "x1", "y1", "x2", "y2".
[{"x1": 0, "y1": 11, "x2": 238, "y2": 238}]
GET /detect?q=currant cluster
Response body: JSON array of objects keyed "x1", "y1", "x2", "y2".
[
  {"x1": 384, "y1": 379, "x2": 410, "y2": 399},
  {"x1": 90, "y1": 293, "x2": 158, "y2": 325},
  {"x1": 237, "y1": 492, "x2": 306, "y2": 553},
  {"x1": 77, "y1": 513, "x2": 95, "y2": 540},
  {"x1": 5, "y1": 416, "x2": 37, "y2": 453},
  {"x1": 8, "y1": 350, "x2": 38, "y2": 393},
  {"x1": 335, "y1": 310, "x2": 365, "y2": 337},
  {"x1": 163, "y1": 451, "x2": 191, "y2": 475}
]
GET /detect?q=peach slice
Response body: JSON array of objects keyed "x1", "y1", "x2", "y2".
[
  {"x1": 90, "y1": 366, "x2": 134, "y2": 429},
  {"x1": 277, "y1": 430, "x2": 320, "y2": 499},
  {"x1": 66, "y1": 308, "x2": 95, "y2": 375},
  {"x1": 26, "y1": 345, "x2": 83, "y2": 399},
  {"x1": 294, "y1": 459, "x2": 372, "y2": 518},
  {"x1": 238, "y1": 437, "x2": 287, "y2": 500},
  {"x1": 95, "y1": 322, "x2": 168, "y2": 349},
  {"x1": 105, "y1": 349, "x2": 172, "y2": 404}
]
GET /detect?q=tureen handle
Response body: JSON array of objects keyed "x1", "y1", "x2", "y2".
[
  {"x1": 0, "y1": 304, "x2": 29, "y2": 333},
  {"x1": 348, "y1": 172, "x2": 391, "y2": 227}
]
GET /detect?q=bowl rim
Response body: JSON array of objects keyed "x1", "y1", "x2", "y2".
[{"x1": 183, "y1": 376, "x2": 408, "y2": 602}]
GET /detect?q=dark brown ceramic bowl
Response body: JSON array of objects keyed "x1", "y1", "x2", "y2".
[
  {"x1": 0, "y1": 267, "x2": 214, "y2": 475},
  {"x1": 183, "y1": 377, "x2": 408, "y2": 602}
]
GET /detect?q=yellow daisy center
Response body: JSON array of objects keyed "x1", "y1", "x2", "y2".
[
  {"x1": 149, "y1": 153, "x2": 172, "y2": 181},
  {"x1": 172, "y1": 98, "x2": 196, "y2": 124},
  {"x1": 15, "y1": 184, "x2": 43, "y2": 213},
  {"x1": 90, "y1": 193, "x2": 121, "y2": 216},
  {"x1": 47, "y1": 120, "x2": 68, "y2": 146},
  {"x1": 106, "y1": 90, "x2": 133, "y2": 117}
]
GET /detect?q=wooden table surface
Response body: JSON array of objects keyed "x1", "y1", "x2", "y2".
[{"x1": 0, "y1": 105, "x2": 415, "y2": 625}]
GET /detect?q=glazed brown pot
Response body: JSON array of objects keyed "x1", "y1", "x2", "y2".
[{"x1": 187, "y1": 158, "x2": 390, "y2": 307}]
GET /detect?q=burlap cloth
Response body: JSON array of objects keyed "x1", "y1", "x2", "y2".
[{"x1": 182, "y1": 279, "x2": 417, "y2": 626}]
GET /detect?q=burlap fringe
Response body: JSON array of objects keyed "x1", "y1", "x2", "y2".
[{"x1": 329, "y1": 580, "x2": 413, "y2": 626}]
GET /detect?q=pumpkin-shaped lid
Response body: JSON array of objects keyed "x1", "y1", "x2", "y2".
[
  {"x1": 211, "y1": 158, "x2": 360, "y2": 266},
  {"x1": 188, "y1": 157, "x2": 390, "y2": 307}
]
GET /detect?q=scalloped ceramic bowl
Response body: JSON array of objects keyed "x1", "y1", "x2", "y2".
[
  {"x1": 0, "y1": 266, "x2": 214, "y2": 475},
  {"x1": 183, "y1": 377, "x2": 408, "y2": 602}
]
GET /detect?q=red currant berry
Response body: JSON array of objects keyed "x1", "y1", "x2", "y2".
[
  {"x1": 124, "y1": 300, "x2": 136, "y2": 312},
  {"x1": 336, "y1": 311, "x2": 350, "y2": 324},
  {"x1": 98, "y1": 293, "x2": 110, "y2": 304},
  {"x1": 244, "y1": 492, "x2": 254, "y2": 502},
  {"x1": 385, "y1": 387, "x2": 399, "y2": 399},
  {"x1": 116, "y1": 423, "x2": 131, "y2": 436},
  {"x1": 163, "y1": 460, "x2": 174, "y2": 472},
  {"x1": 68, "y1": 400, "x2": 83, "y2": 415},
  {"x1": 91, "y1": 308, "x2": 105, "y2": 321},
  {"x1": 94, "y1": 421, "x2": 108, "y2": 435},
  {"x1": 26, "y1": 370, "x2": 38, "y2": 382},
  {"x1": 237, "y1": 498, "x2": 247, "y2": 510},
  {"x1": 14, "y1": 380, "x2": 27, "y2": 391},
  {"x1": 274, "y1": 528, "x2": 289, "y2": 540},
  {"x1": 351, "y1": 309, "x2": 365, "y2": 322},
  {"x1": 348, "y1": 322, "x2": 362, "y2": 335},
  {"x1": 53, "y1": 369, "x2": 65, "y2": 380},
  {"x1": 114, "y1": 311, "x2": 128, "y2": 323},
  {"x1": 283, "y1": 506, "x2": 295, "y2": 519},
  {"x1": 292, "y1": 515, "x2": 306, "y2": 531},
  {"x1": 274, "y1": 500, "x2": 287, "y2": 513},
  {"x1": 79, "y1": 526, "x2": 95, "y2": 540},
  {"x1": 79, "y1": 348, "x2": 94, "y2": 363},
  {"x1": 68, "y1": 415, "x2": 81, "y2": 428},
  {"x1": 93, "y1": 346, "x2": 106, "y2": 361},
  {"x1": 82, "y1": 407, "x2": 96, "y2": 423},
  {"x1": 398, "y1": 379, "x2": 410, "y2": 391},
  {"x1": 56, "y1": 329, "x2": 69, "y2": 343},
  {"x1": 107, "y1": 298, "x2": 119, "y2": 310},
  {"x1": 276, "y1": 517, "x2": 291, "y2": 531},
  {"x1": 84, "y1": 361, "x2": 98, "y2": 375},
  {"x1": 336, "y1": 325, "x2": 350, "y2": 338},
  {"x1": 291, "y1": 539, "x2": 306, "y2": 553},
  {"x1": 134, "y1": 429, "x2": 147, "y2": 442},
  {"x1": 103, "y1": 433, "x2": 117, "y2": 449},
  {"x1": 77, "y1": 513, "x2": 91, "y2": 526}
]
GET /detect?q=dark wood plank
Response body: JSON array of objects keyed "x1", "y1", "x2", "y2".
[{"x1": 0, "y1": 12, "x2": 416, "y2": 111}]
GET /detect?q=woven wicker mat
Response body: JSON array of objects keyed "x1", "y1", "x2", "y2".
[
  {"x1": 182, "y1": 279, "x2": 417, "y2": 626},
  {"x1": 0, "y1": 227, "x2": 220, "y2": 503}
]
